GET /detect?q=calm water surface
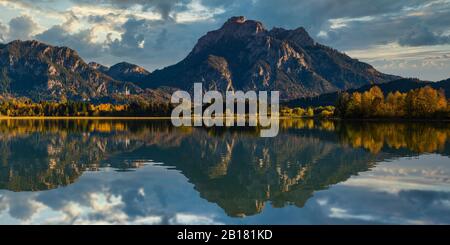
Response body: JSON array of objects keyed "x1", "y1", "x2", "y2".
[{"x1": 0, "y1": 119, "x2": 449, "y2": 224}]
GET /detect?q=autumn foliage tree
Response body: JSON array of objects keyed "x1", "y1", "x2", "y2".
[
  {"x1": 0, "y1": 98, "x2": 173, "y2": 117},
  {"x1": 405, "y1": 86, "x2": 448, "y2": 118},
  {"x1": 335, "y1": 86, "x2": 448, "y2": 118}
]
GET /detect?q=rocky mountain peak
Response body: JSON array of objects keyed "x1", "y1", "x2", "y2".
[
  {"x1": 0, "y1": 18, "x2": 406, "y2": 103},
  {"x1": 146, "y1": 17, "x2": 400, "y2": 100},
  {"x1": 226, "y1": 16, "x2": 247, "y2": 24},
  {"x1": 2, "y1": 40, "x2": 84, "y2": 71},
  {"x1": 0, "y1": 40, "x2": 136, "y2": 101},
  {"x1": 9, "y1": 39, "x2": 43, "y2": 48},
  {"x1": 104, "y1": 62, "x2": 150, "y2": 83},
  {"x1": 110, "y1": 62, "x2": 149, "y2": 75},
  {"x1": 191, "y1": 16, "x2": 267, "y2": 55},
  {"x1": 89, "y1": 62, "x2": 109, "y2": 73},
  {"x1": 269, "y1": 27, "x2": 315, "y2": 47},
  {"x1": 88, "y1": 61, "x2": 150, "y2": 83},
  {"x1": 221, "y1": 16, "x2": 266, "y2": 35}
]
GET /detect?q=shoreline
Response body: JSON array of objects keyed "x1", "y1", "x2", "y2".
[
  {"x1": 0, "y1": 116, "x2": 448, "y2": 122},
  {"x1": 0, "y1": 116, "x2": 174, "y2": 120}
]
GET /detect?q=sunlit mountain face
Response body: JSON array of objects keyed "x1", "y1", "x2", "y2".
[
  {"x1": 1, "y1": 0, "x2": 450, "y2": 81},
  {"x1": 0, "y1": 119, "x2": 449, "y2": 224}
]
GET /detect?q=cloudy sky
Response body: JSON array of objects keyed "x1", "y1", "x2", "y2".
[
  {"x1": 1, "y1": 154, "x2": 450, "y2": 224},
  {"x1": 0, "y1": 0, "x2": 449, "y2": 81}
]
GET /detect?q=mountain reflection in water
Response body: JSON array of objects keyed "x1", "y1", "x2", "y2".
[{"x1": 0, "y1": 119, "x2": 449, "y2": 224}]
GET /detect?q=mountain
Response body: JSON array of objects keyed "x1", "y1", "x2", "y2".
[
  {"x1": 88, "y1": 62, "x2": 109, "y2": 73},
  {"x1": 90, "y1": 61, "x2": 150, "y2": 84},
  {"x1": 1, "y1": 17, "x2": 435, "y2": 104},
  {"x1": 436, "y1": 78, "x2": 450, "y2": 97},
  {"x1": 286, "y1": 78, "x2": 450, "y2": 107},
  {"x1": 0, "y1": 40, "x2": 141, "y2": 101},
  {"x1": 143, "y1": 16, "x2": 399, "y2": 100}
]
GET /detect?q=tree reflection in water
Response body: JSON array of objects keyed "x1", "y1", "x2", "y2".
[{"x1": 0, "y1": 119, "x2": 449, "y2": 217}]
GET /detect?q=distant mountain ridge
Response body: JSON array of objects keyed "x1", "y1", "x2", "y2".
[
  {"x1": 143, "y1": 16, "x2": 399, "y2": 100},
  {"x1": 1, "y1": 16, "x2": 448, "y2": 105},
  {"x1": 90, "y1": 61, "x2": 150, "y2": 84},
  {"x1": 0, "y1": 40, "x2": 142, "y2": 101},
  {"x1": 286, "y1": 78, "x2": 450, "y2": 107}
]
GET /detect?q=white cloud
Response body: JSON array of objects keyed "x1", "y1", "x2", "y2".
[
  {"x1": 0, "y1": 21, "x2": 7, "y2": 42},
  {"x1": 169, "y1": 213, "x2": 222, "y2": 225},
  {"x1": 329, "y1": 207, "x2": 377, "y2": 221},
  {"x1": 347, "y1": 43, "x2": 450, "y2": 80},
  {"x1": 340, "y1": 155, "x2": 450, "y2": 193},
  {"x1": 317, "y1": 30, "x2": 328, "y2": 38},
  {"x1": 174, "y1": 0, "x2": 225, "y2": 23},
  {"x1": 329, "y1": 16, "x2": 375, "y2": 30}
]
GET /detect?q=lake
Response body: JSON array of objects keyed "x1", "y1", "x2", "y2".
[{"x1": 0, "y1": 119, "x2": 449, "y2": 224}]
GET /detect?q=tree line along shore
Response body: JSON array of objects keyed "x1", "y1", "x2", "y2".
[{"x1": 0, "y1": 85, "x2": 448, "y2": 119}]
